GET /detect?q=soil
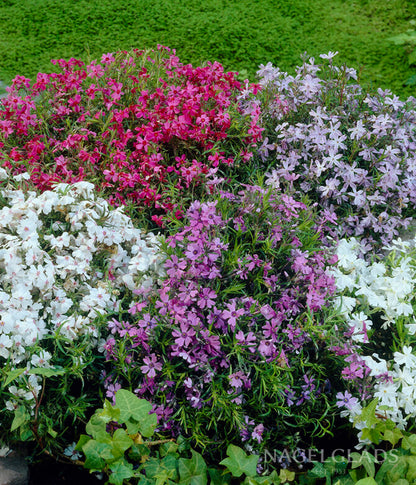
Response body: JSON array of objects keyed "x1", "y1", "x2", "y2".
[{"x1": 28, "y1": 461, "x2": 103, "y2": 485}]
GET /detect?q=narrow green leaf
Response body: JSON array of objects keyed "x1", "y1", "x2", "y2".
[
  {"x1": 11, "y1": 406, "x2": 29, "y2": 432},
  {"x1": 4, "y1": 368, "x2": 25, "y2": 387},
  {"x1": 29, "y1": 367, "x2": 65, "y2": 378}
]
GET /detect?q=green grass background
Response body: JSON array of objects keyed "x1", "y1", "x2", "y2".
[{"x1": 0, "y1": 0, "x2": 415, "y2": 98}]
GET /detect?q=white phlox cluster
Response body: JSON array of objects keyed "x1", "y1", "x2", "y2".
[
  {"x1": 0, "y1": 179, "x2": 164, "y2": 411},
  {"x1": 331, "y1": 237, "x2": 416, "y2": 432}
]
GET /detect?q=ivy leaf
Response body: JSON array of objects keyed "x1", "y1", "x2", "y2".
[
  {"x1": 115, "y1": 389, "x2": 157, "y2": 437},
  {"x1": 207, "y1": 467, "x2": 232, "y2": 484},
  {"x1": 178, "y1": 449, "x2": 207, "y2": 485},
  {"x1": 354, "y1": 479, "x2": 378, "y2": 485},
  {"x1": 405, "y1": 455, "x2": 416, "y2": 482},
  {"x1": 82, "y1": 440, "x2": 108, "y2": 471},
  {"x1": 402, "y1": 435, "x2": 416, "y2": 453},
  {"x1": 350, "y1": 451, "x2": 376, "y2": 478},
  {"x1": 219, "y1": 445, "x2": 259, "y2": 478},
  {"x1": 75, "y1": 434, "x2": 91, "y2": 451},
  {"x1": 358, "y1": 399, "x2": 379, "y2": 429},
  {"x1": 109, "y1": 460, "x2": 134, "y2": 485},
  {"x1": 97, "y1": 399, "x2": 121, "y2": 423},
  {"x1": 144, "y1": 455, "x2": 179, "y2": 483},
  {"x1": 86, "y1": 414, "x2": 110, "y2": 442},
  {"x1": 111, "y1": 428, "x2": 133, "y2": 458},
  {"x1": 382, "y1": 427, "x2": 403, "y2": 446}
]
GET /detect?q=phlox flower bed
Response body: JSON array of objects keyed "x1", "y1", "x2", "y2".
[
  {"x1": 0, "y1": 178, "x2": 164, "y2": 450},
  {"x1": 3, "y1": 47, "x2": 416, "y2": 483},
  {"x1": 101, "y1": 183, "x2": 345, "y2": 460},
  {"x1": 0, "y1": 46, "x2": 262, "y2": 229},
  {"x1": 251, "y1": 52, "x2": 416, "y2": 251}
]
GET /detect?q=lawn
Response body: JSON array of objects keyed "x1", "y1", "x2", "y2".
[{"x1": 0, "y1": 0, "x2": 415, "y2": 97}]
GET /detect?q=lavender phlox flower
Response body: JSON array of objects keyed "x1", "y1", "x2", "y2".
[
  {"x1": 251, "y1": 424, "x2": 264, "y2": 443},
  {"x1": 335, "y1": 391, "x2": 359, "y2": 410}
]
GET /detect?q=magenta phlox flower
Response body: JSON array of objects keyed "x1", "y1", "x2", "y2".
[
  {"x1": 184, "y1": 242, "x2": 204, "y2": 261},
  {"x1": 229, "y1": 371, "x2": 245, "y2": 389},
  {"x1": 236, "y1": 330, "x2": 257, "y2": 352},
  {"x1": 178, "y1": 282, "x2": 199, "y2": 305},
  {"x1": 141, "y1": 353, "x2": 163, "y2": 378},
  {"x1": 292, "y1": 250, "x2": 312, "y2": 275},
  {"x1": 342, "y1": 362, "x2": 365, "y2": 380}
]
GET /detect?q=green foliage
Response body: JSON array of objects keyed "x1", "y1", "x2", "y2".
[
  {"x1": 388, "y1": 20, "x2": 416, "y2": 85},
  {"x1": 0, "y1": 0, "x2": 416, "y2": 98},
  {"x1": 77, "y1": 389, "x2": 287, "y2": 484},
  {"x1": 303, "y1": 399, "x2": 416, "y2": 484}
]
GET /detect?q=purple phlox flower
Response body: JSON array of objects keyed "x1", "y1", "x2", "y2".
[
  {"x1": 235, "y1": 330, "x2": 257, "y2": 352},
  {"x1": 260, "y1": 304, "x2": 277, "y2": 320},
  {"x1": 222, "y1": 300, "x2": 245, "y2": 331},
  {"x1": 178, "y1": 282, "x2": 199, "y2": 305},
  {"x1": 284, "y1": 388, "x2": 296, "y2": 406},
  {"x1": 292, "y1": 250, "x2": 312, "y2": 275},
  {"x1": 336, "y1": 391, "x2": 359, "y2": 410},
  {"x1": 185, "y1": 241, "x2": 204, "y2": 261},
  {"x1": 234, "y1": 216, "x2": 247, "y2": 232},
  {"x1": 258, "y1": 136, "x2": 275, "y2": 161},
  {"x1": 341, "y1": 362, "x2": 365, "y2": 380},
  {"x1": 208, "y1": 307, "x2": 227, "y2": 332},
  {"x1": 105, "y1": 382, "x2": 122, "y2": 403},
  {"x1": 165, "y1": 255, "x2": 188, "y2": 278},
  {"x1": 240, "y1": 415, "x2": 255, "y2": 441},
  {"x1": 128, "y1": 300, "x2": 147, "y2": 315},
  {"x1": 172, "y1": 322, "x2": 196, "y2": 348},
  {"x1": 197, "y1": 287, "x2": 217, "y2": 309},
  {"x1": 251, "y1": 423, "x2": 264, "y2": 443},
  {"x1": 200, "y1": 202, "x2": 223, "y2": 227},
  {"x1": 229, "y1": 370, "x2": 247, "y2": 389},
  {"x1": 258, "y1": 339, "x2": 275, "y2": 357},
  {"x1": 141, "y1": 353, "x2": 163, "y2": 378},
  {"x1": 103, "y1": 337, "x2": 116, "y2": 358},
  {"x1": 138, "y1": 312, "x2": 157, "y2": 331},
  {"x1": 199, "y1": 330, "x2": 222, "y2": 355},
  {"x1": 376, "y1": 372, "x2": 394, "y2": 385},
  {"x1": 183, "y1": 377, "x2": 203, "y2": 409},
  {"x1": 302, "y1": 374, "x2": 316, "y2": 391},
  {"x1": 108, "y1": 318, "x2": 122, "y2": 334},
  {"x1": 262, "y1": 319, "x2": 280, "y2": 340}
]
